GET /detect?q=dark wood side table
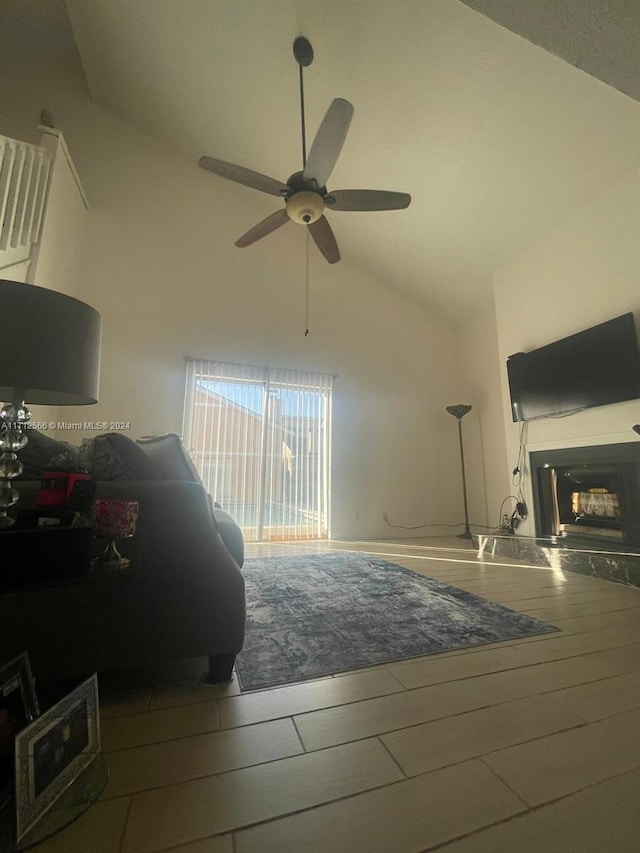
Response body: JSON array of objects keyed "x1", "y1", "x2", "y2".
[{"x1": 0, "y1": 526, "x2": 93, "y2": 591}]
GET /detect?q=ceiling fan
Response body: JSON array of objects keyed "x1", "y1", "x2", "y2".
[{"x1": 199, "y1": 36, "x2": 411, "y2": 264}]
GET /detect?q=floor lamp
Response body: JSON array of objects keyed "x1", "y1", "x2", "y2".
[
  {"x1": 446, "y1": 404, "x2": 472, "y2": 540},
  {"x1": 0, "y1": 280, "x2": 102, "y2": 528}
]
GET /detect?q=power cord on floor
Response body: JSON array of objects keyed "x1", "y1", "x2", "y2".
[{"x1": 382, "y1": 515, "x2": 495, "y2": 532}]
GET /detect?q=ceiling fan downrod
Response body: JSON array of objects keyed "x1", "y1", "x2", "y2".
[{"x1": 293, "y1": 36, "x2": 313, "y2": 169}]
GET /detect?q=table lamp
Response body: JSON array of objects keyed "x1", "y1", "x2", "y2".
[
  {"x1": 91, "y1": 499, "x2": 139, "y2": 569},
  {"x1": 0, "y1": 280, "x2": 101, "y2": 528}
]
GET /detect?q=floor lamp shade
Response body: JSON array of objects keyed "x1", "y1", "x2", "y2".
[{"x1": 0, "y1": 280, "x2": 101, "y2": 405}]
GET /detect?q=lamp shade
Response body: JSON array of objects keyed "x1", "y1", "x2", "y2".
[
  {"x1": 91, "y1": 499, "x2": 139, "y2": 539},
  {"x1": 446, "y1": 404, "x2": 472, "y2": 420},
  {"x1": 0, "y1": 280, "x2": 101, "y2": 405}
]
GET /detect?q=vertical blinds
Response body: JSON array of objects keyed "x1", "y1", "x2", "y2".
[{"x1": 183, "y1": 358, "x2": 333, "y2": 541}]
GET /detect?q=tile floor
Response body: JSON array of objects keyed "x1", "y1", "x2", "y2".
[{"x1": 31, "y1": 538, "x2": 640, "y2": 852}]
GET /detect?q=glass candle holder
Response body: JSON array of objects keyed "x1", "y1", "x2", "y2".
[{"x1": 91, "y1": 499, "x2": 139, "y2": 570}]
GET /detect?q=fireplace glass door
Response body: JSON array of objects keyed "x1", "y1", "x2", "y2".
[{"x1": 531, "y1": 443, "x2": 640, "y2": 551}]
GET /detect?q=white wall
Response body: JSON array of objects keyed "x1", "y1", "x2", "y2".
[
  {"x1": 459, "y1": 300, "x2": 511, "y2": 532},
  {"x1": 492, "y1": 168, "x2": 640, "y2": 537},
  {"x1": 0, "y1": 0, "x2": 466, "y2": 540}
]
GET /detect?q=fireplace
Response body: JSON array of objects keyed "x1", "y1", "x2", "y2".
[{"x1": 530, "y1": 442, "x2": 640, "y2": 552}]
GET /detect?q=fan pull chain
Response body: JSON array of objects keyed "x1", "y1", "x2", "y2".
[{"x1": 304, "y1": 230, "x2": 310, "y2": 336}]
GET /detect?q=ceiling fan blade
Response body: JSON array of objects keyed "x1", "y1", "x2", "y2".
[
  {"x1": 199, "y1": 156, "x2": 288, "y2": 197},
  {"x1": 307, "y1": 215, "x2": 340, "y2": 264},
  {"x1": 327, "y1": 189, "x2": 412, "y2": 211},
  {"x1": 302, "y1": 98, "x2": 354, "y2": 188},
  {"x1": 235, "y1": 209, "x2": 290, "y2": 248}
]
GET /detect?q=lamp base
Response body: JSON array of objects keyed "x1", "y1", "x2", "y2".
[
  {"x1": 100, "y1": 539, "x2": 130, "y2": 570},
  {"x1": 99, "y1": 555, "x2": 130, "y2": 571},
  {"x1": 457, "y1": 530, "x2": 473, "y2": 540},
  {"x1": 0, "y1": 401, "x2": 30, "y2": 528}
]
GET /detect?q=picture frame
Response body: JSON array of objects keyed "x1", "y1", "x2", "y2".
[
  {"x1": 0, "y1": 652, "x2": 39, "y2": 812},
  {"x1": 14, "y1": 674, "x2": 100, "y2": 843}
]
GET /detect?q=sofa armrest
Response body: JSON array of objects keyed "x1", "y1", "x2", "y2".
[
  {"x1": 93, "y1": 479, "x2": 243, "y2": 574},
  {"x1": 213, "y1": 507, "x2": 244, "y2": 568}
]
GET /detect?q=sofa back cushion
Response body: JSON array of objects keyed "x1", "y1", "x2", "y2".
[
  {"x1": 136, "y1": 433, "x2": 202, "y2": 483},
  {"x1": 79, "y1": 433, "x2": 160, "y2": 480},
  {"x1": 17, "y1": 430, "x2": 81, "y2": 479}
]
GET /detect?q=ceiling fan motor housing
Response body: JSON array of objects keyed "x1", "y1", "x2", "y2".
[{"x1": 286, "y1": 190, "x2": 325, "y2": 224}]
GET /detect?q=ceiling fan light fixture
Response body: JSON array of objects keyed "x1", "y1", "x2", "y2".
[{"x1": 286, "y1": 191, "x2": 325, "y2": 225}]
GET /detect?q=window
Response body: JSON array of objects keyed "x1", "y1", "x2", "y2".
[{"x1": 183, "y1": 359, "x2": 333, "y2": 541}]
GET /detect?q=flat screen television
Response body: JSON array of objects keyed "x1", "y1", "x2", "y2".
[{"x1": 507, "y1": 312, "x2": 640, "y2": 422}]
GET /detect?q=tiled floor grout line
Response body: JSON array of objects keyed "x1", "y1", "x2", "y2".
[
  {"x1": 290, "y1": 714, "x2": 307, "y2": 753},
  {"x1": 512, "y1": 607, "x2": 640, "y2": 624},
  {"x1": 290, "y1": 700, "x2": 583, "y2": 754},
  {"x1": 103, "y1": 711, "x2": 587, "y2": 802},
  {"x1": 492, "y1": 585, "x2": 634, "y2": 596},
  {"x1": 104, "y1": 659, "x2": 640, "y2": 758},
  {"x1": 524, "y1": 602, "x2": 640, "y2": 617},
  {"x1": 117, "y1": 796, "x2": 134, "y2": 853},
  {"x1": 416, "y1": 762, "x2": 640, "y2": 852},
  {"x1": 382, "y1": 666, "x2": 412, "y2": 690},
  {"x1": 119, "y1": 738, "x2": 640, "y2": 853},
  {"x1": 501, "y1": 636, "x2": 640, "y2": 662},
  {"x1": 227, "y1": 648, "x2": 640, "y2": 717},
  {"x1": 294, "y1": 668, "x2": 640, "y2": 744},
  {"x1": 498, "y1": 596, "x2": 629, "y2": 609},
  {"x1": 145, "y1": 830, "x2": 232, "y2": 853},
  {"x1": 103, "y1": 686, "x2": 638, "y2": 798},
  {"x1": 376, "y1": 735, "x2": 410, "y2": 779},
  {"x1": 479, "y1": 757, "x2": 640, "y2": 815},
  {"x1": 398, "y1": 716, "x2": 590, "y2": 777},
  {"x1": 477, "y1": 755, "x2": 533, "y2": 809},
  {"x1": 99, "y1": 639, "x2": 640, "y2": 744},
  {"x1": 152, "y1": 740, "x2": 640, "y2": 852},
  {"x1": 459, "y1": 575, "x2": 624, "y2": 586},
  {"x1": 416, "y1": 806, "x2": 534, "y2": 853},
  {"x1": 148, "y1": 771, "x2": 443, "y2": 850},
  {"x1": 101, "y1": 725, "x2": 227, "y2": 755}
]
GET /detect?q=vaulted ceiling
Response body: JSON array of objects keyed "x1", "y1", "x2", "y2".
[{"x1": 64, "y1": 0, "x2": 640, "y2": 325}]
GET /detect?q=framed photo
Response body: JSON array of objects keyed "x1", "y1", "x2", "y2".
[
  {"x1": 0, "y1": 653, "x2": 39, "y2": 811},
  {"x1": 14, "y1": 674, "x2": 100, "y2": 843}
]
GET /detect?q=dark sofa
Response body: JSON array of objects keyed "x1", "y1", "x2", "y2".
[{"x1": 0, "y1": 432, "x2": 246, "y2": 684}]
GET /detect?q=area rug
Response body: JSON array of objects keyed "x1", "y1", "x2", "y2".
[{"x1": 235, "y1": 551, "x2": 559, "y2": 691}]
